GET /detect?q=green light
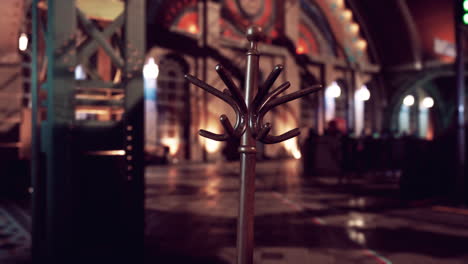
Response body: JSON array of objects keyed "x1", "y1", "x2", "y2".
[
  {"x1": 464, "y1": 0, "x2": 468, "y2": 11},
  {"x1": 464, "y1": 13, "x2": 468, "y2": 25}
]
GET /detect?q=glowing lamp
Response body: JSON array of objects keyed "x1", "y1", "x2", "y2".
[
  {"x1": 143, "y1": 58, "x2": 159, "y2": 79},
  {"x1": 326, "y1": 82, "x2": 341, "y2": 98},
  {"x1": 19, "y1": 33, "x2": 28, "y2": 51},
  {"x1": 296, "y1": 45, "x2": 305, "y2": 54},
  {"x1": 350, "y1": 23, "x2": 359, "y2": 34},
  {"x1": 188, "y1": 24, "x2": 198, "y2": 34},
  {"x1": 342, "y1": 10, "x2": 352, "y2": 21},
  {"x1": 421, "y1": 97, "x2": 434, "y2": 109},
  {"x1": 355, "y1": 85, "x2": 370, "y2": 101},
  {"x1": 403, "y1": 95, "x2": 415, "y2": 107},
  {"x1": 356, "y1": 39, "x2": 367, "y2": 50}
]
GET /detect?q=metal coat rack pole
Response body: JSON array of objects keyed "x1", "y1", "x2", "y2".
[{"x1": 186, "y1": 25, "x2": 321, "y2": 264}]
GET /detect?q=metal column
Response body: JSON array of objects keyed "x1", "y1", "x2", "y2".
[
  {"x1": 42, "y1": 1, "x2": 76, "y2": 262},
  {"x1": 185, "y1": 26, "x2": 321, "y2": 264},
  {"x1": 123, "y1": 0, "x2": 146, "y2": 260}
]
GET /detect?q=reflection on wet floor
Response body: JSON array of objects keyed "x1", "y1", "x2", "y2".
[{"x1": 144, "y1": 160, "x2": 468, "y2": 264}]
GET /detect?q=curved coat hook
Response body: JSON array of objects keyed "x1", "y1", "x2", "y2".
[
  {"x1": 249, "y1": 65, "x2": 322, "y2": 144},
  {"x1": 185, "y1": 65, "x2": 247, "y2": 141}
]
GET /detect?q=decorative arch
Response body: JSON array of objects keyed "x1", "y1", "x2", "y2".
[
  {"x1": 387, "y1": 68, "x2": 455, "y2": 133},
  {"x1": 152, "y1": 0, "x2": 199, "y2": 29},
  {"x1": 172, "y1": 7, "x2": 199, "y2": 34},
  {"x1": 156, "y1": 53, "x2": 191, "y2": 160},
  {"x1": 220, "y1": 0, "x2": 281, "y2": 41},
  {"x1": 297, "y1": 21, "x2": 320, "y2": 55},
  {"x1": 300, "y1": 0, "x2": 338, "y2": 57},
  {"x1": 300, "y1": 0, "x2": 372, "y2": 66}
]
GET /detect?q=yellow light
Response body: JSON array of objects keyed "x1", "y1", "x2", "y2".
[
  {"x1": 203, "y1": 121, "x2": 222, "y2": 153},
  {"x1": 19, "y1": 33, "x2": 28, "y2": 51},
  {"x1": 356, "y1": 39, "x2": 367, "y2": 50},
  {"x1": 342, "y1": 9, "x2": 352, "y2": 21},
  {"x1": 75, "y1": 109, "x2": 109, "y2": 115},
  {"x1": 188, "y1": 24, "x2": 199, "y2": 34},
  {"x1": 161, "y1": 137, "x2": 180, "y2": 155},
  {"x1": 86, "y1": 150, "x2": 126, "y2": 156},
  {"x1": 296, "y1": 45, "x2": 305, "y2": 54},
  {"x1": 350, "y1": 23, "x2": 359, "y2": 34},
  {"x1": 205, "y1": 139, "x2": 221, "y2": 153},
  {"x1": 335, "y1": 0, "x2": 345, "y2": 8},
  {"x1": 283, "y1": 138, "x2": 302, "y2": 159},
  {"x1": 76, "y1": 0, "x2": 124, "y2": 21}
]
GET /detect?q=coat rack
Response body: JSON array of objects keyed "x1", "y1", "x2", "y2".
[{"x1": 185, "y1": 25, "x2": 321, "y2": 264}]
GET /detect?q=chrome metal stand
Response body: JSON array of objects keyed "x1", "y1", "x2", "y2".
[{"x1": 185, "y1": 25, "x2": 321, "y2": 264}]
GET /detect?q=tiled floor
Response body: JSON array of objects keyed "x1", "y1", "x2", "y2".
[
  {"x1": 2, "y1": 159, "x2": 468, "y2": 263},
  {"x1": 144, "y1": 159, "x2": 468, "y2": 264},
  {"x1": 0, "y1": 202, "x2": 30, "y2": 264}
]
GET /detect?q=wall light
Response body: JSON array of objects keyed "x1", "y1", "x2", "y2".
[
  {"x1": 421, "y1": 97, "x2": 434, "y2": 109},
  {"x1": 143, "y1": 57, "x2": 159, "y2": 79},
  {"x1": 355, "y1": 85, "x2": 370, "y2": 101},
  {"x1": 403, "y1": 95, "x2": 415, "y2": 106},
  {"x1": 326, "y1": 81, "x2": 341, "y2": 98},
  {"x1": 342, "y1": 9, "x2": 352, "y2": 21},
  {"x1": 75, "y1": 64, "x2": 86, "y2": 80},
  {"x1": 188, "y1": 24, "x2": 199, "y2": 34},
  {"x1": 19, "y1": 33, "x2": 28, "y2": 51},
  {"x1": 356, "y1": 39, "x2": 367, "y2": 50},
  {"x1": 350, "y1": 23, "x2": 359, "y2": 34},
  {"x1": 296, "y1": 45, "x2": 305, "y2": 54}
]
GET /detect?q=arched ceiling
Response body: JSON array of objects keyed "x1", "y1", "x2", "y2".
[
  {"x1": 349, "y1": 0, "x2": 455, "y2": 70},
  {"x1": 348, "y1": 0, "x2": 416, "y2": 68}
]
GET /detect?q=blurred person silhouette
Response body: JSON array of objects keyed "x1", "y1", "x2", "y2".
[
  {"x1": 340, "y1": 130, "x2": 357, "y2": 184},
  {"x1": 302, "y1": 128, "x2": 318, "y2": 177},
  {"x1": 322, "y1": 120, "x2": 343, "y2": 182}
]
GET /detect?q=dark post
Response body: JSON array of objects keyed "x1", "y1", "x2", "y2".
[
  {"x1": 31, "y1": 0, "x2": 42, "y2": 261},
  {"x1": 44, "y1": 1, "x2": 76, "y2": 262},
  {"x1": 124, "y1": 0, "x2": 146, "y2": 260},
  {"x1": 455, "y1": 13, "x2": 466, "y2": 204},
  {"x1": 237, "y1": 26, "x2": 261, "y2": 264},
  {"x1": 185, "y1": 25, "x2": 321, "y2": 264}
]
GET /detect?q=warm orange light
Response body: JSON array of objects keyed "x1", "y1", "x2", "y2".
[
  {"x1": 296, "y1": 39, "x2": 308, "y2": 55},
  {"x1": 356, "y1": 39, "x2": 367, "y2": 50},
  {"x1": 203, "y1": 121, "x2": 222, "y2": 153},
  {"x1": 76, "y1": 109, "x2": 109, "y2": 115},
  {"x1": 205, "y1": 139, "x2": 221, "y2": 153},
  {"x1": 342, "y1": 9, "x2": 352, "y2": 21},
  {"x1": 336, "y1": 0, "x2": 345, "y2": 8},
  {"x1": 86, "y1": 150, "x2": 126, "y2": 156},
  {"x1": 283, "y1": 138, "x2": 302, "y2": 159},
  {"x1": 350, "y1": 23, "x2": 359, "y2": 34},
  {"x1": 188, "y1": 24, "x2": 199, "y2": 34},
  {"x1": 161, "y1": 137, "x2": 180, "y2": 155},
  {"x1": 296, "y1": 45, "x2": 305, "y2": 54}
]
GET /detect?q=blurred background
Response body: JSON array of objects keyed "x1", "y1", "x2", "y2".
[{"x1": 1, "y1": 0, "x2": 468, "y2": 263}]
